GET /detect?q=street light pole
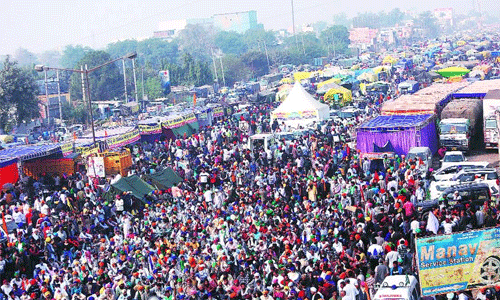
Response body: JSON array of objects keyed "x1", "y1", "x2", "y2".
[
  {"x1": 122, "y1": 59, "x2": 128, "y2": 102},
  {"x1": 44, "y1": 69, "x2": 50, "y2": 122},
  {"x1": 35, "y1": 52, "x2": 137, "y2": 145},
  {"x1": 56, "y1": 69, "x2": 63, "y2": 123},
  {"x1": 132, "y1": 58, "x2": 138, "y2": 103},
  {"x1": 84, "y1": 65, "x2": 96, "y2": 144}
]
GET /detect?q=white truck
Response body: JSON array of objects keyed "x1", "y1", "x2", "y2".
[
  {"x1": 439, "y1": 98, "x2": 482, "y2": 152},
  {"x1": 483, "y1": 89, "x2": 500, "y2": 149}
]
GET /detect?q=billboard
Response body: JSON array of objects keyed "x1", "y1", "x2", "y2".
[
  {"x1": 159, "y1": 70, "x2": 171, "y2": 95},
  {"x1": 416, "y1": 228, "x2": 500, "y2": 296},
  {"x1": 87, "y1": 156, "x2": 105, "y2": 178}
]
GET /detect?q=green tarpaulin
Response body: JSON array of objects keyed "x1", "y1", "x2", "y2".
[
  {"x1": 143, "y1": 167, "x2": 182, "y2": 190},
  {"x1": 105, "y1": 175, "x2": 154, "y2": 202},
  {"x1": 172, "y1": 124, "x2": 194, "y2": 138},
  {"x1": 187, "y1": 121, "x2": 199, "y2": 133}
]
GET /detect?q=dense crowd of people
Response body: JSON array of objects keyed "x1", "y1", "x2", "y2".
[
  {"x1": 2, "y1": 102, "x2": 500, "y2": 300},
  {"x1": 2, "y1": 52, "x2": 500, "y2": 300}
]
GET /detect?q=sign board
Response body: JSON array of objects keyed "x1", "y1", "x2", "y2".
[
  {"x1": 416, "y1": 228, "x2": 500, "y2": 296},
  {"x1": 87, "y1": 156, "x2": 105, "y2": 178}
]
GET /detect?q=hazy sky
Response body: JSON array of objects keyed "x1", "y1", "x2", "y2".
[{"x1": 0, "y1": 0, "x2": 498, "y2": 56}]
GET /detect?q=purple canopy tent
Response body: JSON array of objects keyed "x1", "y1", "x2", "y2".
[{"x1": 356, "y1": 114, "x2": 438, "y2": 155}]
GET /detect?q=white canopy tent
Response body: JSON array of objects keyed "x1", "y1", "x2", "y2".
[{"x1": 271, "y1": 82, "x2": 329, "y2": 128}]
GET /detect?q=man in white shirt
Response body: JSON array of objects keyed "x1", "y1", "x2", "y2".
[{"x1": 342, "y1": 279, "x2": 359, "y2": 300}]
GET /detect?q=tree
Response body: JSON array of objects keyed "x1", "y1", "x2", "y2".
[
  {"x1": 414, "y1": 11, "x2": 440, "y2": 39},
  {"x1": 241, "y1": 51, "x2": 269, "y2": 78},
  {"x1": 242, "y1": 29, "x2": 277, "y2": 51},
  {"x1": 320, "y1": 25, "x2": 350, "y2": 56},
  {"x1": 177, "y1": 24, "x2": 216, "y2": 62},
  {"x1": 0, "y1": 56, "x2": 40, "y2": 132},
  {"x1": 215, "y1": 31, "x2": 248, "y2": 55},
  {"x1": 60, "y1": 45, "x2": 93, "y2": 68},
  {"x1": 38, "y1": 50, "x2": 61, "y2": 68},
  {"x1": 13, "y1": 48, "x2": 38, "y2": 67},
  {"x1": 69, "y1": 50, "x2": 123, "y2": 102},
  {"x1": 220, "y1": 55, "x2": 252, "y2": 87}
]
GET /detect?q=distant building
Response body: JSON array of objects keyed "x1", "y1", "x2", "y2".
[
  {"x1": 433, "y1": 8, "x2": 454, "y2": 28},
  {"x1": 349, "y1": 27, "x2": 379, "y2": 50},
  {"x1": 154, "y1": 10, "x2": 261, "y2": 39},
  {"x1": 301, "y1": 24, "x2": 314, "y2": 33},
  {"x1": 212, "y1": 11, "x2": 261, "y2": 33}
]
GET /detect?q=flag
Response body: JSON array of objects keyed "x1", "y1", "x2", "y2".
[
  {"x1": 73, "y1": 132, "x2": 77, "y2": 141},
  {"x1": 193, "y1": 93, "x2": 197, "y2": 108},
  {"x1": 105, "y1": 130, "x2": 108, "y2": 138},
  {"x1": 2, "y1": 213, "x2": 9, "y2": 242}
]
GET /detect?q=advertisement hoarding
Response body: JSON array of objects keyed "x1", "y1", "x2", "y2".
[
  {"x1": 87, "y1": 156, "x2": 105, "y2": 178},
  {"x1": 416, "y1": 227, "x2": 500, "y2": 296}
]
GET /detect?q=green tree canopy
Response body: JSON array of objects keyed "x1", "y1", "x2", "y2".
[
  {"x1": 0, "y1": 56, "x2": 40, "y2": 132},
  {"x1": 69, "y1": 50, "x2": 123, "y2": 102},
  {"x1": 320, "y1": 25, "x2": 350, "y2": 55},
  {"x1": 60, "y1": 45, "x2": 93, "y2": 68},
  {"x1": 414, "y1": 11, "x2": 440, "y2": 39},
  {"x1": 176, "y1": 24, "x2": 216, "y2": 62},
  {"x1": 215, "y1": 31, "x2": 248, "y2": 55}
]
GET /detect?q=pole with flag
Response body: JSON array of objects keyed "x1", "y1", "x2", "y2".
[{"x1": 193, "y1": 93, "x2": 197, "y2": 111}]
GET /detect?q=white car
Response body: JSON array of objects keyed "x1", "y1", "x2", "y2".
[
  {"x1": 430, "y1": 168, "x2": 499, "y2": 200},
  {"x1": 441, "y1": 151, "x2": 466, "y2": 169},
  {"x1": 432, "y1": 161, "x2": 489, "y2": 181}
]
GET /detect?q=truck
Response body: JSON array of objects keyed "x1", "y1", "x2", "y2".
[
  {"x1": 483, "y1": 89, "x2": 500, "y2": 149},
  {"x1": 439, "y1": 98, "x2": 483, "y2": 152}
]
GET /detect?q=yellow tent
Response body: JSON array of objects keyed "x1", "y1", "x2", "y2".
[
  {"x1": 357, "y1": 72, "x2": 377, "y2": 82},
  {"x1": 457, "y1": 40, "x2": 466, "y2": 46},
  {"x1": 317, "y1": 77, "x2": 342, "y2": 89},
  {"x1": 383, "y1": 55, "x2": 398, "y2": 65},
  {"x1": 372, "y1": 65, "x2": 391, "y2": 74},
  {"x1": 293, "y1": 72, "x2": 312, "y2": 82},
  {"x1": 280, "y1": 77, "x2": 294, "y2": 84},
  {"x1": 324, "y1": 86, "x2": 352, "y2": 106}
]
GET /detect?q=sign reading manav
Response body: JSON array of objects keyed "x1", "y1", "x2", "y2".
[{"x1": 416, "y1": 228, "x2": 500, "y2": 296}]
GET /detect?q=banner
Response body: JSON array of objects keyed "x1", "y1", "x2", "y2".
[
  {"x1": 416, "y1": 227, "x2": 500, "y2": 296},
  {"x1": 60, "y1": 142, "x2": 73, "y2": 157},
  {"x1": 75, "y1": 144, "x2": 99, "y2": 157},
  {"x1": 183, "y1": 113, "x2": 197, "y2": 124},
  {"x1": 163, "y1": 116, "x2": 185, "y2": 129},
  {"x1": 213, "y1": 107, "x2": 224, "y2": 118},
  {"x1": 138, "y1": 124, "x2": 162, "y2": 135},
  {"x1": 271, "y1": 110, "x2": 318, "y2": 120},
  {"x1": 106, "y1": 129, "x2": 140, "y2": 149},
  {"x1": 159, "y1": 70, "x2": 171, "y2": 96},
  {"x1": 87, "y1": 156, "x2": 105, "y2": 178}
]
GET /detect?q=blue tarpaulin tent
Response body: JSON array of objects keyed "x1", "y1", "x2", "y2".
[
  {"x1": 357, "y1": 114, "x2": 438, "y2": 155},
  {"x1": 0, "y1": 144, "x2": 62, "y2": 161}
]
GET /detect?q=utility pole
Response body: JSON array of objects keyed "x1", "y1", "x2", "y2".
[
  {"x1": 44, "y1": 69, "x2": 50, "y2": 123},
  {"x1": 141, "y1": 67, "x2": 145, "y2": 100},
  {"x1": 219, "y1": 54, "x2": 226, "y2": 87},
  {"x1": 291, "y1": 0, "x2": 298, "y2": 46},
  {"x1": 211, "y1": 48, "x2": 219, "y2": 84},
  {"x1": 81, "y1": 66, "x2": 86, "y2": 104},
  {"x1": 263, "y1": 40, "x2": 270, "y2": 70},
  {"x1": 132, "y1": 58, "x2": 138, "y2": 103},
  {"x1": 56, "y1": 69, "x2": 63, "y2": 123},
  {"x1": 122, "y1": 59, "x2": 128, "y2": 102},
  {"x1": 85, "y1": 64, "x2": 96, "y2": 144}
]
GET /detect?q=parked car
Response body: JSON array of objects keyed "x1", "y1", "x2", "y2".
[
  {"x1": 407, "y1": 147, "x2": 433, "y2": 174},
  {"x1": 441, "y1": 151, "x2": 466, "y2": 169},
  {"x1": 431, "y1": 162, "x2": 489, "y2": 182},
  {"x1": 418, "y1": 182, "x2": 491, "y2": 213},
  {"x1": 429, "y1": 168, "x2": 499, "y2": 200}
]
